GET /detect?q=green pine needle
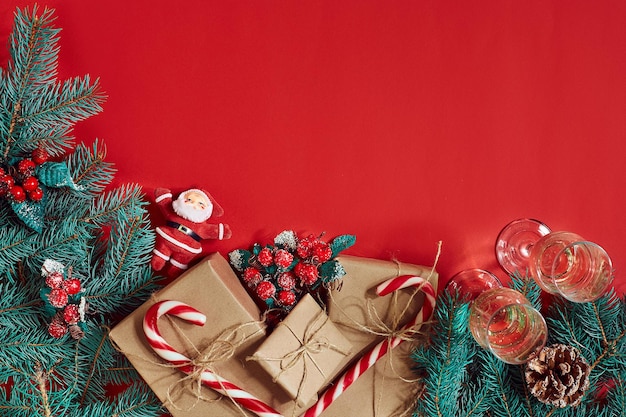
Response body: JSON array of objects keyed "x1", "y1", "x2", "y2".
[
  {"x1": 0, "y1": 7, "x2": 163, "y2": 416},
  {"x1": 413, "y1": 277, "x2": 626, "y2": 416}
]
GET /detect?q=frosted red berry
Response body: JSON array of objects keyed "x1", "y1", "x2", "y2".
[
  {"x1": 243, "y1": 267, "x2": 263, "y2": 285},
  {"x1": 17, "y1": 159, "x2": 36, "y2": 176},
  {"x1": 21, "y1": 176, "x2": 38, "y2": 191},
  {"x1": 48, "y1": 320, "x2": 68, "y2": 338},
  {"x1": 312, "y1": 242, "x2": 332, "y2": 263},
  {"x1": 63, "y1": 278, "x2": 82, "y2": 295},
  {"x1": 277, "y1": 290, "x2": 296, "y2": 307},
  {"x1": 277, "y1": 271, "x2": 297, "y2": 290},
  {"x1": 32, "y1": 148, "x2": 50, "y2": 164},
  {"x1": 295, "y1": 263, "x2": 319, "y2": 286},
  {"x1": 0, "y1": 174, "x2": 14, "y2": 188},
  {"x1": 274, "y1": 249, "x2": 294, "y2": 269},
  {"x1": 9, "y1": 185, "x2": 26, "y2": 203},
  {"x1": 48, "y1": 288, "x2": 69, "y2": 308},
  {"x1": 45, "y1": 272, "x2": 64, "y2": 289},
  {"x1": 257, "y1": 247, "x2": 274, "y2": 267},
  {"x1": 63, "y1": 304, "x2": 81, "y2": 325},
  {"x1": 296, "y1": 235, "x2": 315, "y2": 258},
  {"x1": 28, "y1": 187, "x2": 44, "y2": 202},
  {"x1": 256, "y1": 280, "x2": 276, "y2": 300}
]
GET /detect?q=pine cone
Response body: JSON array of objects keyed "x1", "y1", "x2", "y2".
[
  {"x1": 525, "y1": 343, "x2": 590, "y2": 408},
  {"x1": 69, "y1": 325, "x2": 85, "y2": 340}
]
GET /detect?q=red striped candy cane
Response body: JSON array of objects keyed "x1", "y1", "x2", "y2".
[
  {"x1": 303, "y1": 275, "x2": 436, "y2": 417},
  {"x1": 143, "y1": 300, "x2": 284, "y2": 417}
]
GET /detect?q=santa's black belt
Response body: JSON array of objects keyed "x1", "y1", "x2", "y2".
[{"x1": 166, "y1": 221, "x2": 202, "y2": 242}]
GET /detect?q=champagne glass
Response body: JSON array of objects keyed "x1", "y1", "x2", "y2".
[
  {"x1": 446, "y1": 268, "x2": 503, "y2": 301},
  {"x1": 533, "y1": 238, "x2": 613, "y2": 303},
  {"x1": 447, "y1": 269, "x2": 547, "y2": 365},
  {"x1": 496, "y1": 219, "x2": 614, "y2": 302},
  {"x1": 495, "y1": 218, "x2": 551, "y2": 276}
]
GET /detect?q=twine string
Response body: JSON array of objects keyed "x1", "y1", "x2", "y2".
[
  {"x1": 110, "y1": 298, "x2": 268, "y2": 416},
  {"x1": 247, "y1": 308, "x2": 350, "y2": 416},
  {"x1": 330, "y1": 241, "x2": 441, "y2": 416}
]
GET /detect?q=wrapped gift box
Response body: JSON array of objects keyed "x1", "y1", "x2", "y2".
[
  {"x1": 250, "y1": 294, "x2": 353, "y2": 407},
  {"x1": 111, "y1": 253, "x2": 437, "y2": 417},
  {"x1": 110, "y1": 253, "x2": 311, "y2": 417},
  {"x1": 322, "y1": 255, "x2": 439, "y2": 416}
]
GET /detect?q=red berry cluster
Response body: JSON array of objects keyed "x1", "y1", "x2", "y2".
[
  {"x1": 238, "y1": 233, "x2": 335, "y2": 314},
  {"x1": 294, "y1": 234, "x2": 332, "y2": 283},
  {"x1": 0, "y1": 148, "x2": 49, "y2": 203},
  {"x1": 42, "y1": 268, "x2": 85, "y2": 339}
]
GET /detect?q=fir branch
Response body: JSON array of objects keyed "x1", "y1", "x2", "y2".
[
  {"x1": 85, "y1": 273, "x2": 158, "y2": 316},
  {"x1": 413, "y1": 294, "x2": 479, "y2": 416},
  {"x1": 34, "y1": 361, "x2": 57, "y2": 417},
  {"x1": 0, "y1": 8, "x2": 163, "y2": 416},
  {"x1": 0, "y1": 298, "x2": 40, "y2": 314},
  {"x1": 20, "y1": 75, "x2": 105, "y2": 131},
  {"x1": 510, "y1": 272, "x2": 542, "y2": 310},
  {"x1": 86, "y1": 184, "x2": 145, "y2": 226},
  {"x1": 3, "y1": 6, "x2": 60, "y2": 159},
  {"x1": 8, "y1": 7, "x2": 59, "y2": 87},
  {"x1": 78, "y1": 326, "x2": 109, "y2": 406},
  {"x1": 77, "y1": 382, "x2": 163, "y2": 417},
  {"x1": 67, "y1": 140, "x2": 115, "y2": 196},
  {"x1": 100, "y1": 212, "x2": 153, "y2": 282},
  {"x1": 0, "y1": 226, "x2": 38, "y2": 274},
  {"x1": 19, "y1": 224, "x2": 87, "y2": 274},
  {"x1": 589, "y1": 327, "x2": 626, "y2": 373}
]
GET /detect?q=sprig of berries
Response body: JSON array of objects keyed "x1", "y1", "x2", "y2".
[
  {"x1": 229, "y1": 230, "x2": 356, "y2": 319},
  {"x1": 0, "y1": 148, "x2": 49, "y2": 203},
  {"x1": 39, "y1": 259, "x2": 87, "y2": 339}
]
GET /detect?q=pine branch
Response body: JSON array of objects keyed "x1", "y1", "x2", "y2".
[
  {"x1": 510, "y1": 272, "x2": 542, "y2": 310},
  {"x1": 0, "y1": 7, "x2": 164, "y2": 416},
  {"x1": 413, "y1": 279, "x2": 626, "y2": 416},
  {"x1": 19, "y1": 224, "x2": 88, "y2": 274},
  {"x1": 3, "y1": 6, "x2": 60, "y2": 160},
  {"x1": 76, "y1": 382, "x2": 164, "y2": 417},
  {"x1": 78, "y1": 326, "x2": 110, "y2": 406},
  {"x1": 20, "y1": 75, "x2": 105, "y2": 131},
  {"x1": 0, "y1": 227, "x2": 39, "y2": 275},
  {"x1": 87, "y1": 184, "x2": 145, "y2": 226},
  {"x1": 413, "y1": 294, "x2": 480, "y2": 416},
  {"x1": 66, "y1": 140, "x2": 115, "y2": 196}
]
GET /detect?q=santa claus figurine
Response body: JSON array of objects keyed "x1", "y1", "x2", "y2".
[{"x1": 151, "y1": 188, "x2": 232, "y2": 278}]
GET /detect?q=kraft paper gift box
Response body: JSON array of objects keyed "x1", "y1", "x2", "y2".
[
  {"x1": 250, "y1": 293, "x2": 353, "y2": 407},
  {"x1": 110, "y1": 252, "x2": 313, "y2": 417},
  {"x1": 322, "y1": 255, "x2": 439, "y2": 417}
]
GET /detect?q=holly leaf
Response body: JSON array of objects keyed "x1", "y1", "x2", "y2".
[
  {"x1": 11, "y1": 197, "x2": 45, "y2": 233},
  {"x1": 39, "y1": 288, "x2": 58, "y2": 318},
  {"x1": 319, "y1": 259, "x2": 347, "y2": 284},
  {"x1": 329, "y1": 234, "x2": 356, "y2": 257},
  {"x1": 36, "y1": 161, "x2": 80, "y2": 190}
]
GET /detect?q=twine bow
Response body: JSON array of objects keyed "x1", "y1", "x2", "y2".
[
  {"x1": 248, "y1": 308, "x2": 350, "y2": 415},
  {"x1": 116, "y1": 298, "x2": 269, "y2": 416},
  {"x1": 165, "y1": 318, "x2": 262, "y2": 413},
  {"x1": 274, "y1": 310, "x2": 349, "y2": 380},
  {"x1": 325, "y1": 241, "x2": 441, "y2": 416}
]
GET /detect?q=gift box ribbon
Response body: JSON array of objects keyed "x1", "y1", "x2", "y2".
[
  {"x1": 142, "y1": 300, "x2": 281, "y2": 417},
  {"x1": 253, "y1": 309, "x2": 351, "y2": 382}
]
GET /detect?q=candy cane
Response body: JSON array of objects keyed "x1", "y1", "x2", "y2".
[
  {"x1": 143, "y1": 300, "x2": 284, "y2": 417},
  {"x1": 304, "y1": 275, "x2": 436, "y2": 417}
]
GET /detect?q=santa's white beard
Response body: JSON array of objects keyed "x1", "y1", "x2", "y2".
[{"x1": 172, "y1": 197, "x2": 212, "y2": 223}]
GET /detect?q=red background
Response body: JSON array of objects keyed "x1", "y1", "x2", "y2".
[{"x1": 1, "y1": 1, "x2": 624, "y2": 295}]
